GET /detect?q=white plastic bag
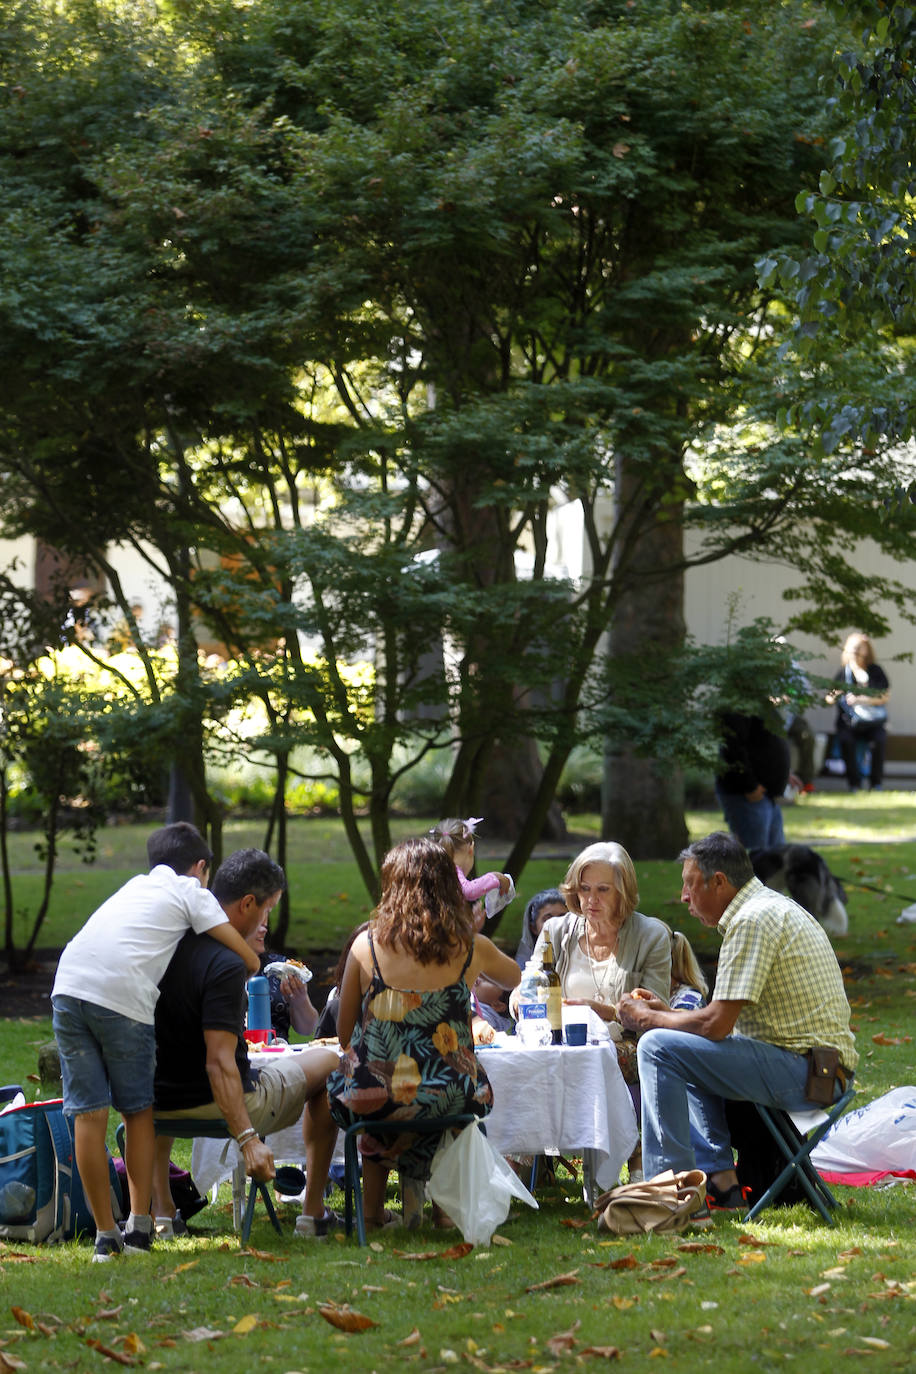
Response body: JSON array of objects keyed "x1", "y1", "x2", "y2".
[
  {"x1": 426, "y1": 1122, "x2": 538, "y2": 1246},
  {"x1": 811, "y1": 1087, "x2": 916, "y2": 1175}
]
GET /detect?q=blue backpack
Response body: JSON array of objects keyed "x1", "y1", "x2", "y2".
[{"x1": 0, "y1": 1099, "x2": 119, "y2": 1243}]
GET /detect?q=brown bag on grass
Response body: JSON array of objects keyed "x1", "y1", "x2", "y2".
[{"x1": 593, "y1": 1169, "x2": 707, "y2": 1235}]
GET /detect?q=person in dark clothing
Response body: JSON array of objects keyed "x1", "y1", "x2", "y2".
[
  {"x1": 715, "y1": 710, "x2": 800, "y2": 852},
  {"x1": 831, "y1": 633, "x2": 890, "y2": 790}
]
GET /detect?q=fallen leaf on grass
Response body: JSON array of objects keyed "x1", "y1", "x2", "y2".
[
  {"x1": 181, "y1": 1327, "x2": 225, "y2": 1342},
  {"x1": 397, "y1": 1328, "x2": 421, "y2": 1346},
  {"x1": 122, "y1": 1335, "x2": 144, "y2": 1357},
  {"x1": 580, "y1": 1346, "x2": 621, "y2": 1360},
  {"x1": 0, "y1": 1253, "x2": 37, "y2": 1264},
  {"x1": 0, "y1": 1355, "x2": 27, "y2": 1372},
  {"x1": 526, "y1": 1269, "x2": 581, "y2": 1292},
  {"x1": 807, "y1": 1284, "x2": 831, "y2": 1297},
  {"x1": 678, "y1": 1243, "x2": 725, "y2": 1255},
  {"x1": 737, "y1": 1252, "x2": 766, "y2": 1265},
  {"x1": 607, "y1": 1253, "x2": 641, "y2": 1270},
  {"x1": 871, "y1": 1034, "x2": 902, "y2": 1046},
  {"x1": 392, "y1": 1242, "x2": 474, "y2": 1261},
  {"x1": 229, "y1": 1274, "x2": 259, "y2": 1289},
  {"x1": 239, "y1": 1248, "x2": 284, "y2": 1262},
  {"x1": 649, "y1": 1258, "x2": 680, "y2": 1269},
  {"x1": 738, "y1": 1234, "x2": 774, "y2": 1247},
  {"x1": 546, "y1": 1321, "x2": 580, "y2": 1356},
  {"x1": 317, "y1": 1302, "x2": 377, "y2": 1333},
  {"x1": 10, "y1": 1311, "x2": 33, "y2": 1333},
  {"x1": 85, "y1": 1338, "x2": 135, "y2": 1366},
  {"x1": 838, "y1": 1248, "x2": 862, "y2": 1259},
  {"x1": 860, "y1": 1337, "x2": 891, "y2": 1349},
  {"x1": 95, "y1": 1306, "x2": 123, "y2": 1321},
  {"x1": 232, "y1": 1315, "x2": 259, "y2": 1335},
  {"x1": 491, "y1": 1234, "x2": 512, "y2": 1247},
  {"x1": 611, "y1": 1296, "x2": 638, "y2": 1310},
  {"x1": 646, "y1": 1265, "x2": 687, "y2": 1283},
  {"x1": 559, "y1": 1217, "x2": 591, "y2": 1229}
]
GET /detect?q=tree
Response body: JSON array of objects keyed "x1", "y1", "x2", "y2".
[
  {"x1": 3, "y1": 0, "x2": 916, "y2": 901},
  {"x1": 760, "y1": 1, "x2": 916, "y2": 461}
]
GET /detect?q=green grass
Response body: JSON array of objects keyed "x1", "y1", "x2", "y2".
[{"x1": 2, "y1": 796, "x2": 915, "y2": 1372}]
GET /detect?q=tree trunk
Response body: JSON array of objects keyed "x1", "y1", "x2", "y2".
[
  {"x1": 602, "y1": 453, "x2": 689, "y2": 860},
  {"x1": 476, "y1": 735, "x2": 568, "y2": 842}
]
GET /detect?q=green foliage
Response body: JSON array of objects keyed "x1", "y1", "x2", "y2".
[
  {"x1": 2, "y1": 0, "x2": 916, "y2": 891},
  {"x1": 762, "y1": 1, "x2": 916, "y2": 461}
]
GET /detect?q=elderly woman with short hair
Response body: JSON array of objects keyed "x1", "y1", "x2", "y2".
[{"x1": 525, "y1": 842, "x2": 671, "y2": 1024}]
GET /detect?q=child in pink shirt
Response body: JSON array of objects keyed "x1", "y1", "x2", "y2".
[{"x1": 428, "y1": 817, "x2": 511, "y2": 930}]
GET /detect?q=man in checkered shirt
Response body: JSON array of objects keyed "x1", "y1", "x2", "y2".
[{"x1": 619, "y1": 831, "x2": 857, "y2": 1212}]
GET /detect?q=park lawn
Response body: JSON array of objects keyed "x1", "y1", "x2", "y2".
[
  {"x1": 1, "y1": 795, "x2": 915, "y2": 1371},
  {"x1": 5, "y1": 789, "x2": 916, "y2": 960}
]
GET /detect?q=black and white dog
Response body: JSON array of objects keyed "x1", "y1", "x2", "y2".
[{"x1": 750, "y1": 844, "x2": 849, "y2": 936}]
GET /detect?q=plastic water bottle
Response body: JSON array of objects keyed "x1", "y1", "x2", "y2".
[
  {"x1": 516, "y1": 960, "x2": 551, "y2": 1048},
  {"x1": 246, "y1": 975, "x2": 272, "y2": 1034},
  {"x1": 0, "y1": 1180, "x2": 36, "y2": 1223}
]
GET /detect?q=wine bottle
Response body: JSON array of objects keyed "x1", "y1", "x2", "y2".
[{"x1": 541, "y1": 937, "x2": 563, "y2": 1045}]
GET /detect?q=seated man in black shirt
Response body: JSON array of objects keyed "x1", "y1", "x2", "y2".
[{"x1": 152, "y1": 849, "x2": 340, "y2": 1239}]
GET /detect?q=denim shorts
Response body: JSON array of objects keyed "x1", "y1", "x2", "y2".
[{"x1": 51, "y1": 995, "x2": 156, "y2": 1117}]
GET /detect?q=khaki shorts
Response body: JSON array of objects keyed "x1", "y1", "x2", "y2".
[{"x1": 155, "y1": 1056, "x2": 310, "y2": 1136}]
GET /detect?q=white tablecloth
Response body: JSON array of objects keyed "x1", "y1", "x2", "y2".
[
  {"x1": 191, "y1": 1041, "x2": 638, "y2": 1201},
  {"x1": 478, "y1": 1041, "x2": 638, "y2": 1193}
]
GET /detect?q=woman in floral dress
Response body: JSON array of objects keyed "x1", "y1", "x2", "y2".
[{"x1": 328, "y1": 837, "x2": 520, "y2": 1228}]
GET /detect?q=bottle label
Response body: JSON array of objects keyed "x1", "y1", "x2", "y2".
[
  {"x1": 520, "y1": 1003, "x2": 547, "y2": 1022},
  {"x1": 545, "y1": 986, "x2": 562, "y2": 1031}
]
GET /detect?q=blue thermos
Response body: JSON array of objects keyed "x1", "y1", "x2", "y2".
[{"x1": 246, "y1": 975, "x2": 272, "y2": 1035}]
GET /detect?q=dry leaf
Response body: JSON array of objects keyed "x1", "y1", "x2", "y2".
[
  {"x1": 839, "y1": 1248, "x2": 862, "y2": 1259},
  {"x1": 650, "y1": 1258, "x2": 680, "y2": 1269},
  {"x1": 0, "y1": 1353, "x2": 29, "y2": 1372},
  {"x1": 393, "y1": 1242, "x2": 474, "y2": 1262},
  {"x1": 181, "y1": 1327, "x2": 225, "y2": 1342},
  {"x1": 96, "y1": 1306, "x2": 123, "y2": 1321},
  {"x1": 580, "y1": 1346, "x2": 621, "y2": 1360},
  {"x1": 546, "y1": 1321, "x2": 580, "y2": 1356},
  {"x1": 609, "y1": 1253, "x2": 641, "y2": 1270},
  {"x1": 559, "y1": 1218, "x2": 591, "y2": 1229},
  {"x1": 738, "y1": 1234, "x2": 773, "y2": 1247},
  {"x1": 85, "y1": 1338, "x2": 135, "y2": 1366},
  {"x1": 807, "y1": 1284, "x2": 831, "y2": 1297},
  {"x1": 397, "y1": 1328, "x2": 421, "y2": 1346},
  {"x1": 239, "y1": 1248, "x2": 284, "y2": 1262},
  {"x1": 317, "y1": 1303, "x2": 377, "y2": 1333},
  {"x1": 491, "y1": 1234, "x2": 512, "y2": 1247},
  {"x1": 611, "y1": 1296, "x2": 638, "y2": 1310},
  {"x1": 646, "y1": 1266, "x2": 686, "y2": 1283},
  {"x1": 737, "y1": 1252, "x2": 766, "y2": 1265},
  {"x1": 10, "y1": 1310, "x2": 34, "y2": 1332},
  {"x1": 229, "y1": 1275, "x2": 259, "y2": 1289},
  {"x1": 122, "y1": 1334, "x2": 144, "y2": 1356},
  {"x1": 678, "y1": 1243, "x2": 725, "y2": 1255},
  {"x1": 526, "y1": 1269, "x2": 581, "y2": 1293},
  {"x1": 232, "y1": 1315, "x2": 259, "y2": 1335},
  {"x1": 871, "y1": 1033, "x2": 901, "y2": 1046}
]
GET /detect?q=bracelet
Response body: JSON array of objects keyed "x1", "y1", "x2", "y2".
[{"x1": 235, "y1": 1127, "x2": 258, "y2": 1148}]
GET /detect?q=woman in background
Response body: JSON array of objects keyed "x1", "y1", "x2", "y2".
[{"x1": 832, "y1": 632, "x2": 890, "y2": 791}]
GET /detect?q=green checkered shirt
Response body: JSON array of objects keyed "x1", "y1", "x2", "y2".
[{"x1": 714, "y1": 877, "x2": 858, "y2": 1072}]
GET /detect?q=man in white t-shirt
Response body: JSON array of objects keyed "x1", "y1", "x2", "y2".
[{"x1": 51, "y1": 822, "x2": 259, "y2": 1263}]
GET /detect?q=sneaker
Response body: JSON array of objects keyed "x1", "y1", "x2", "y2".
[
  {"x1": 686, "y1": 1203, "x2": 712, "y2": 1229},
  {"x1": 706, "y1": 1179, "x2": 746, "y2": 1212},
  {"x1": 154, "y1": 1214, "x2": 189, "y2": 1239},
  {"x1": 294, "y1": 1208, "x2": 340, "y2": 1239},
  {"x1": 92, "y1": 1234, "x2": 123, "y2": 1263},
  {"x1": 122, "y1": 1227, "x2": 152, "y2": 1254}
]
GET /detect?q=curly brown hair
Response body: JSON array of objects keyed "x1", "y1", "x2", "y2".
[{"x1": 373, "y1": 837, "x2": 474, "y2": 965}]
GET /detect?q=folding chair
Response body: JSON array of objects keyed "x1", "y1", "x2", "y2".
[
  {"x1": 743, "y1": 1086, "x2": 856, "y2": 1226},
  {"x1": 153, "y1": 1117, "x2": 283, "y2": 1247},
  {"x1": 342, "y1": 1114, "x2": 478, "y2": 1245}
]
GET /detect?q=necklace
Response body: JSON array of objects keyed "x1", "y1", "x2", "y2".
[{"x1": 583, "y1": 923, "x2": 617, "y2": 1002}]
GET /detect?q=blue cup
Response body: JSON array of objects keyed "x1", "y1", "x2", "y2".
[{"x1": 564, "y1": 1022, "x2": 587, "y2": 1047}]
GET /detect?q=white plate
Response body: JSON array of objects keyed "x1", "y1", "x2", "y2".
[{"x1": 263, "y1": 960, "x2": 313, "y2": 982}]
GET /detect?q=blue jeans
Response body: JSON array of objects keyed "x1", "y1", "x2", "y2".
[
  {"x1": 715, "y1": 785, "x2": 785, "y2": 852},
  {"x1": 637, "y1": 1028, "x2": 813, "y2": 1177}
]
